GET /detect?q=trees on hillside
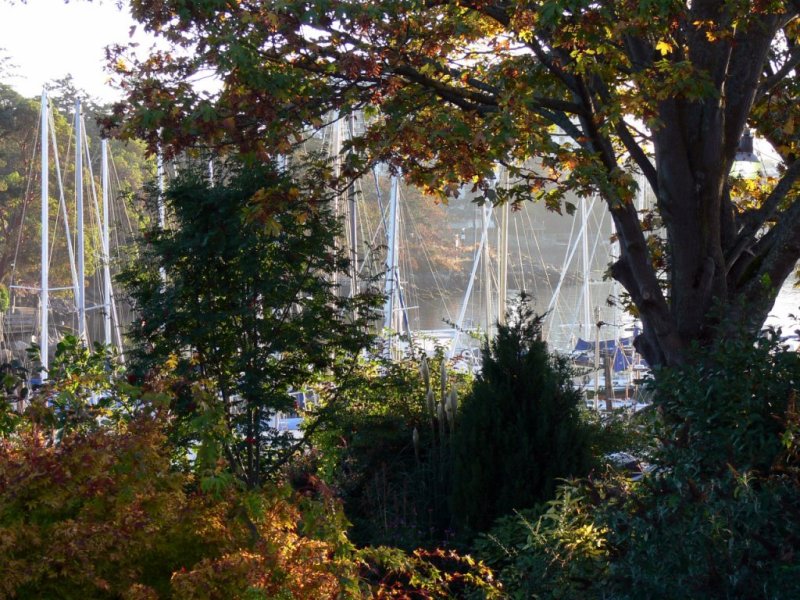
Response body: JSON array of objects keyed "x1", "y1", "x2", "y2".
[
  {"x1": 119, "y1": 161, "x2": 382, "y2": 488},
  {"x1": 110, "y1": 0, "x2": 800, "y2": 368},
  {"x1": 0, "y1": 85, "x2": 40, "y2": 286}
]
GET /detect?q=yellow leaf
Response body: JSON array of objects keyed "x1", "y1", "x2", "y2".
[{"x1": 656, "y1": 40, "x2": 672, "y2": 56}]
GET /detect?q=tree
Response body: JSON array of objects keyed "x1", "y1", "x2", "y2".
[
  {"x1": 0, "y1": 84, "x2": 42, "y2": 286},
  {"x1": 450, "y1": 299, "x2": 594, "y2": 533},
  {"x1": 109, "y1": 0, "x2": 800, "y2": 369},
  {"x1": 119, "y1": 161, "x2": 382, "y2": 488}
]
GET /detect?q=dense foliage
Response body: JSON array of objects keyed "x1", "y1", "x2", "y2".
[
  {"x1": 5, "y1": 5, "x2": 800, "y2": 595},
  {"x1": 119, "y1": 162, "x2": 382, "y2": 488},
  {"x1": 474, "y1": 483, "x2": 610, "y2": 600},
  {"x1": 0, "y1": 376, "x2": 352, "y2": 598},
  {"x1": 600, "y1": 330, "x2": 800, "y2": 598},
  {"x1": 0, "y1": 342, "x2": 504, "y2": 599},
  {"x1": 475, "y1": 330, "x2": 800, "y2": 599},
  {"x1": 309, "y1": 351, "x2": 470, "y2": 550},
  {"x1": 308, "y1": 303, "x2": 610, "y2": 550},
  {"x1": 451, "y1": 299, "x2": 595, "y2": 533}
]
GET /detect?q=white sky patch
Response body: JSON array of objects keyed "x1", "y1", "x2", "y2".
[{"x1": 0, "y1": 0, "x2": 151, "y2": 103}]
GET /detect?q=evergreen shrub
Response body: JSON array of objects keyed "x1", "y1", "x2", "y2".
[{"x1": 450, "y1": 298, "x2": 595, "y2": 533}]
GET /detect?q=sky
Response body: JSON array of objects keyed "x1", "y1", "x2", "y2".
[{"x1": 0, "y1": 0, "x2": 149, "y2": 102}]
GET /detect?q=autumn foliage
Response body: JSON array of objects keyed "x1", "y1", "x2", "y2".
[
  {"x1": 0, "y1": 354, "x2": 503, "y2": 600},
  {"x1": 0, "y1": 405, "x2": 353, "y2": 599}
]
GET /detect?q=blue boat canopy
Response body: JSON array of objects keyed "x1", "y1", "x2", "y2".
[{"x1": 572, "y1": 335, "x2": 646, "y2": 372}]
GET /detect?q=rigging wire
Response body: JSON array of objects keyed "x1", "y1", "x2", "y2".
[
  {"x1": 398, "y1": 187, "x2": 456, "y2": 328},
  {"x1": 8, "y1": 108, "x2": 41, "y2": 291}
]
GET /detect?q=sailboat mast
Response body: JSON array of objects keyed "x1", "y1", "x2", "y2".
[
  {"x1": 497, "y1": 168, "x2": 509, "y2": 326},
  {"x1": 156, "y1": 152, "x2": 166, "y2": 229},
  {"x1": 75, "y1": 99, "x2": 86, "y2": 343},
  {"x1": 482, "y1": 203, "x2": 492, "y2": 334},
  {"x1": 383, "y1": 175, "x2": 400, "y2": 338},
  {"x1": 581, "y1": 196, "x2": 591, "y2": 337},
  {"x1": 449, "y1": 200, "x2": 493, "y2": 358},
  {"x1": 101, "y1": 140, "x2": 112, "y2": 347},
  {"x1": 156, "y1": 149, "x2": 168, "y2": 283},
  {"x1": 47, "y1": 110, "x2": 81, "y2": 306},
  {"x1": 347, "y1": 114, "x2": 359, "y2": 298},
  {"x1": 40, "y1": 89, "x2": 49, "y2": 379}
]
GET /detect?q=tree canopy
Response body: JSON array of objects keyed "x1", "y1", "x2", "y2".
[
  {"x1": 119, "y1": 161, "x2": 381, "y2": 488},
  {"x1": 110, "y1": 0, "x2": 800, "y2": 368}
]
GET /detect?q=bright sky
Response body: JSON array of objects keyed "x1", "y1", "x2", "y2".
[{"x1": 0, "y1": 0, "x2": 149, "y2": 102}]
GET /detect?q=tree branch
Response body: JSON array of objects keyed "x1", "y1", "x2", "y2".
[
  {"x1": 391, "y1": 64, "x2": 499, "y2": 114},
  {"x1": 734, "y1": 195, "x2": 800, "y2": 333},
  {"x1": 727, "y1": 158, "x2": 800, "y2": 271},
  {"x1": 757, "y1": 44, "x2": 800, "y2": 100}
]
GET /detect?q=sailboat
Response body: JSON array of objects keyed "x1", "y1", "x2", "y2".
[{"x1": 6, "y1": 90, "x2": 127, "y2": 383}]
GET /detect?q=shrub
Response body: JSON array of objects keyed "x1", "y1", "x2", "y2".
[
  {"x1": 358, "y1": 546, "x2": 502, "y2": 599},
  {"x1": 474, "y1": 481, "x2": 611, "y2": 600},
  {"x1": 600, "y1": 330, "x2": 800, "y2": 598},
  {"x1": 0, "y1": 345, "x2": 501, "y2": 599},
  {"x1": 309, "y1": 352, "x2": 471, "y2": 550},
  {"x1": 0, "y1": 405, "x2": 357, "y2": 599},
  {"x1": 473, "y1": 329, "x2": 800, "y2": 599},
  {"x1": 450, "y1": 299, "x2": 596, "y2": 533}
]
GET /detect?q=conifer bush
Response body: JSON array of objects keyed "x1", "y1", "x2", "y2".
[{"x1": 450, "y1": 298, "x2": 595, "y2": 533}]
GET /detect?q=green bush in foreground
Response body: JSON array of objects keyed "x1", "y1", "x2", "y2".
[
  {"x1": 476, "y1": 329, "x2": 800, "y2": 599},
  {"x1": 451, "y1": 299, "x2": 596, "y2": 534},
  {"x1": 602, "y1": 330, "x2": 800, "y2": 598}
]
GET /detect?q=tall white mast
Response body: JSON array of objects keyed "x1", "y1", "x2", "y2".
[
  {"x1": 449, "y1": 201, "x2": 493, "y2": 358},
  {"x1": 482, "y1": 202, "x2": 492, "y2": 334},
  {"x1": 101, "y1": 140, "x2": 112, "y2": 347},
  {"x1": 156, "y1": 149, "x2": 167, "y2": 283},
  {"x1": 40, "y1": 89, "x2": 49, "y2": 379},
  {"x1": 331, "y1": 116, "x2": 342, "y2": 290},
  {"x1": 156, "y1": 152, "x2": 166, "y2": 229},
  {"x1": 347, "y1": 114, "x2": 359, "y2": 299},
  {"x1": 581, "y1": 196, "x2": 591, "y2": 338},
  {"x1": 383, "y1": 175, "x2": 400, "y2": 343},
  {"x1": 75, "y1": 98, "x2": 86, "y2": 343},
  {"x1": 48, "y1": 110, "x2": 80, "y2": 305},
  {"x1": 497, "y1": 182, "x2": 509, "y2": 325}
]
